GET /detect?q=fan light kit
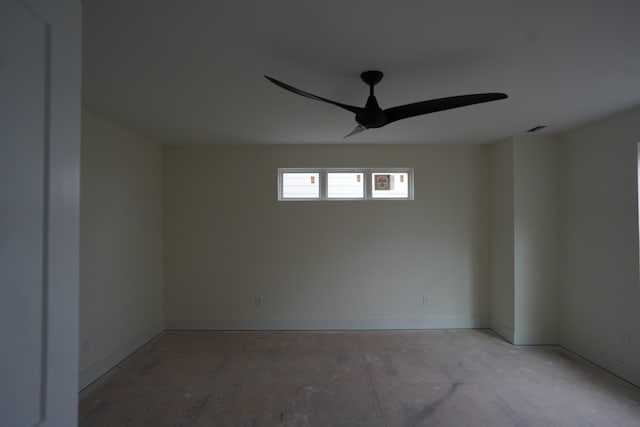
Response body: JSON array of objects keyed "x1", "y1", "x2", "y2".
[{"x1": 265, "y1": 70, "x2": 508, "y2": 138}]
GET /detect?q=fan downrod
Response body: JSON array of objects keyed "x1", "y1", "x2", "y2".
[{"x1": 361, "y1": 70, "x2": 383, "y2": 86}]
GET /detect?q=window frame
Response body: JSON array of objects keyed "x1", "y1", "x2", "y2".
[
  {"x1": 278, "y1": 169, "x2": 321, "y2": 200},
  {"x1": 326, "y1": 170, "x2": 366, "y2": 200},
  {"x1": 278, "y1": 168, "x2": 414, "y2": 201},
  {"x1": 369, "y1": 169, "x2": 413, "y2": 200}
]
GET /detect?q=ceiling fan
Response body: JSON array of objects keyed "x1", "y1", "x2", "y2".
[{"x1": 265, "y1": 70, "x2": 508, "y2": 138}]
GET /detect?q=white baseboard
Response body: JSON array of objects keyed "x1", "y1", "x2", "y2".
[
  {"x1": 165, "y1": 316, "x2": 490, "y2": 331},
  {"x1": 490, "y1": 321, "x2": 560, "y2": 345},
  {"x1": 513, "y1": 330, "x2": 559, "y2": 345},
  {"x1": 562, "y1": 338, "x2": 640, "y2": 388},
  {"x1": 79, "y1": 322, "x2": 164, "y2": 391},
  {"x1": 490, "y1": 320, "x2": 514, "y2": 343},
  {"x1": 77, "y1": 319, "x2": 640, "y2": 390}
]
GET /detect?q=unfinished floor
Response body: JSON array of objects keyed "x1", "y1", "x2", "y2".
[{"x1": 79, "y1": 329, "x2": 640, "y2": 426}]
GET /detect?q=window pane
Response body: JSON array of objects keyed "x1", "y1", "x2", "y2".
[
  {"x1": 371, "y1": 172, "x2": 409, "y2": 198},
  {"x1": 281, "y1": 172, "x2": 319, "y2": 198},
  {"x1": 327, "y1": 172, "x2": 364, "y2": 199}
]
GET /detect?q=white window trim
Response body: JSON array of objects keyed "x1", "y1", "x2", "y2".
[
  {"x1": 278, "y1": 168, "x2": 321, "y2": 200},
  {"x1": 326, "y1": 169, "x2": 366, "y2": 200},
  {"x1": 278, "y1": 168, "x2": 414, "y2": 201}
]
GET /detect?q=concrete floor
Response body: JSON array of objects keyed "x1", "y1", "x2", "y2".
[{"x1": 79, "y1": 329, "x2": 640, "y2": 426}]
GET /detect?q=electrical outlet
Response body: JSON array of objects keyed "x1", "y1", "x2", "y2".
[
  {"x1": 254, "y1": 296, "x2": 263, "y2": 309},
  {"x1": 422, "y1": 295, "x2": 429, "y2": 306},
  {"x1": 81, "y1": 337, "x2": 89, "y2": 354}
]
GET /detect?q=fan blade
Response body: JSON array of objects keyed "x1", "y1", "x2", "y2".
[
  {"x1": 384, "y1": 93, "x2": 508, "y2": 125},
  {"x1": 343, "y1": 124, "x2": 366, "y2": 139},
  {"x1": 265, "y1": 75, "x2": 363, "y2": 115}
]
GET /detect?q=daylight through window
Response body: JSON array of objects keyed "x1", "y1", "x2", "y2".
[
  {"x1": 278, "y1": 168, "x2": 413, "y2": 201},
  {"x1": 327, "y1": 172, "x2": 364, "y2": 199},
  {"x1": 281, "y1": 172, "x2": 319, "y2": 199}
]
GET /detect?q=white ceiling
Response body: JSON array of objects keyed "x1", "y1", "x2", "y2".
[{"x1": 82, "y1": 0, "x2": 640, "y2": 145}]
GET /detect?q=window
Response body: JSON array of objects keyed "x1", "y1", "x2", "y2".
[
  {"x1": 371, "y1": 171, "x2": 410, "y2": 199},
  {"x1": 327, "y1": 172, "x2": 364, "y2": 199},
  {"x1": 278, "y1": 168, "x2": 413, "y2": 201},
  {"x1": 280, "y1": 171, "x2": 319, "y2": 199}
]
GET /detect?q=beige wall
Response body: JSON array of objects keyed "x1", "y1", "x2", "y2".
[
  {"x1": 513, "y1": 135, "x2": 559, "y2": 344},
  {"x1": 489, "y1": 139, "x2": 515, "y2": 340},
  {"x1": 489, "y1": 136, "x2": 561, "y2": 344},
  {"x1": 559, "y1": 106, "x2": 640, "y2": 385},
  {"x1": 79, "y1": 111, "x2": 164, "y2": 388},
  {"x1": 164, "y1": 144, "x2": 490, "y2": 329},
  {"x1": 78, "y1": 104, "x2": 640, "y2": 387}
]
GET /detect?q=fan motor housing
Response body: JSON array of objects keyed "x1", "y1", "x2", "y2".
[{"x1": 357, "y1": 96, "x2": 387, "y2": 128}]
